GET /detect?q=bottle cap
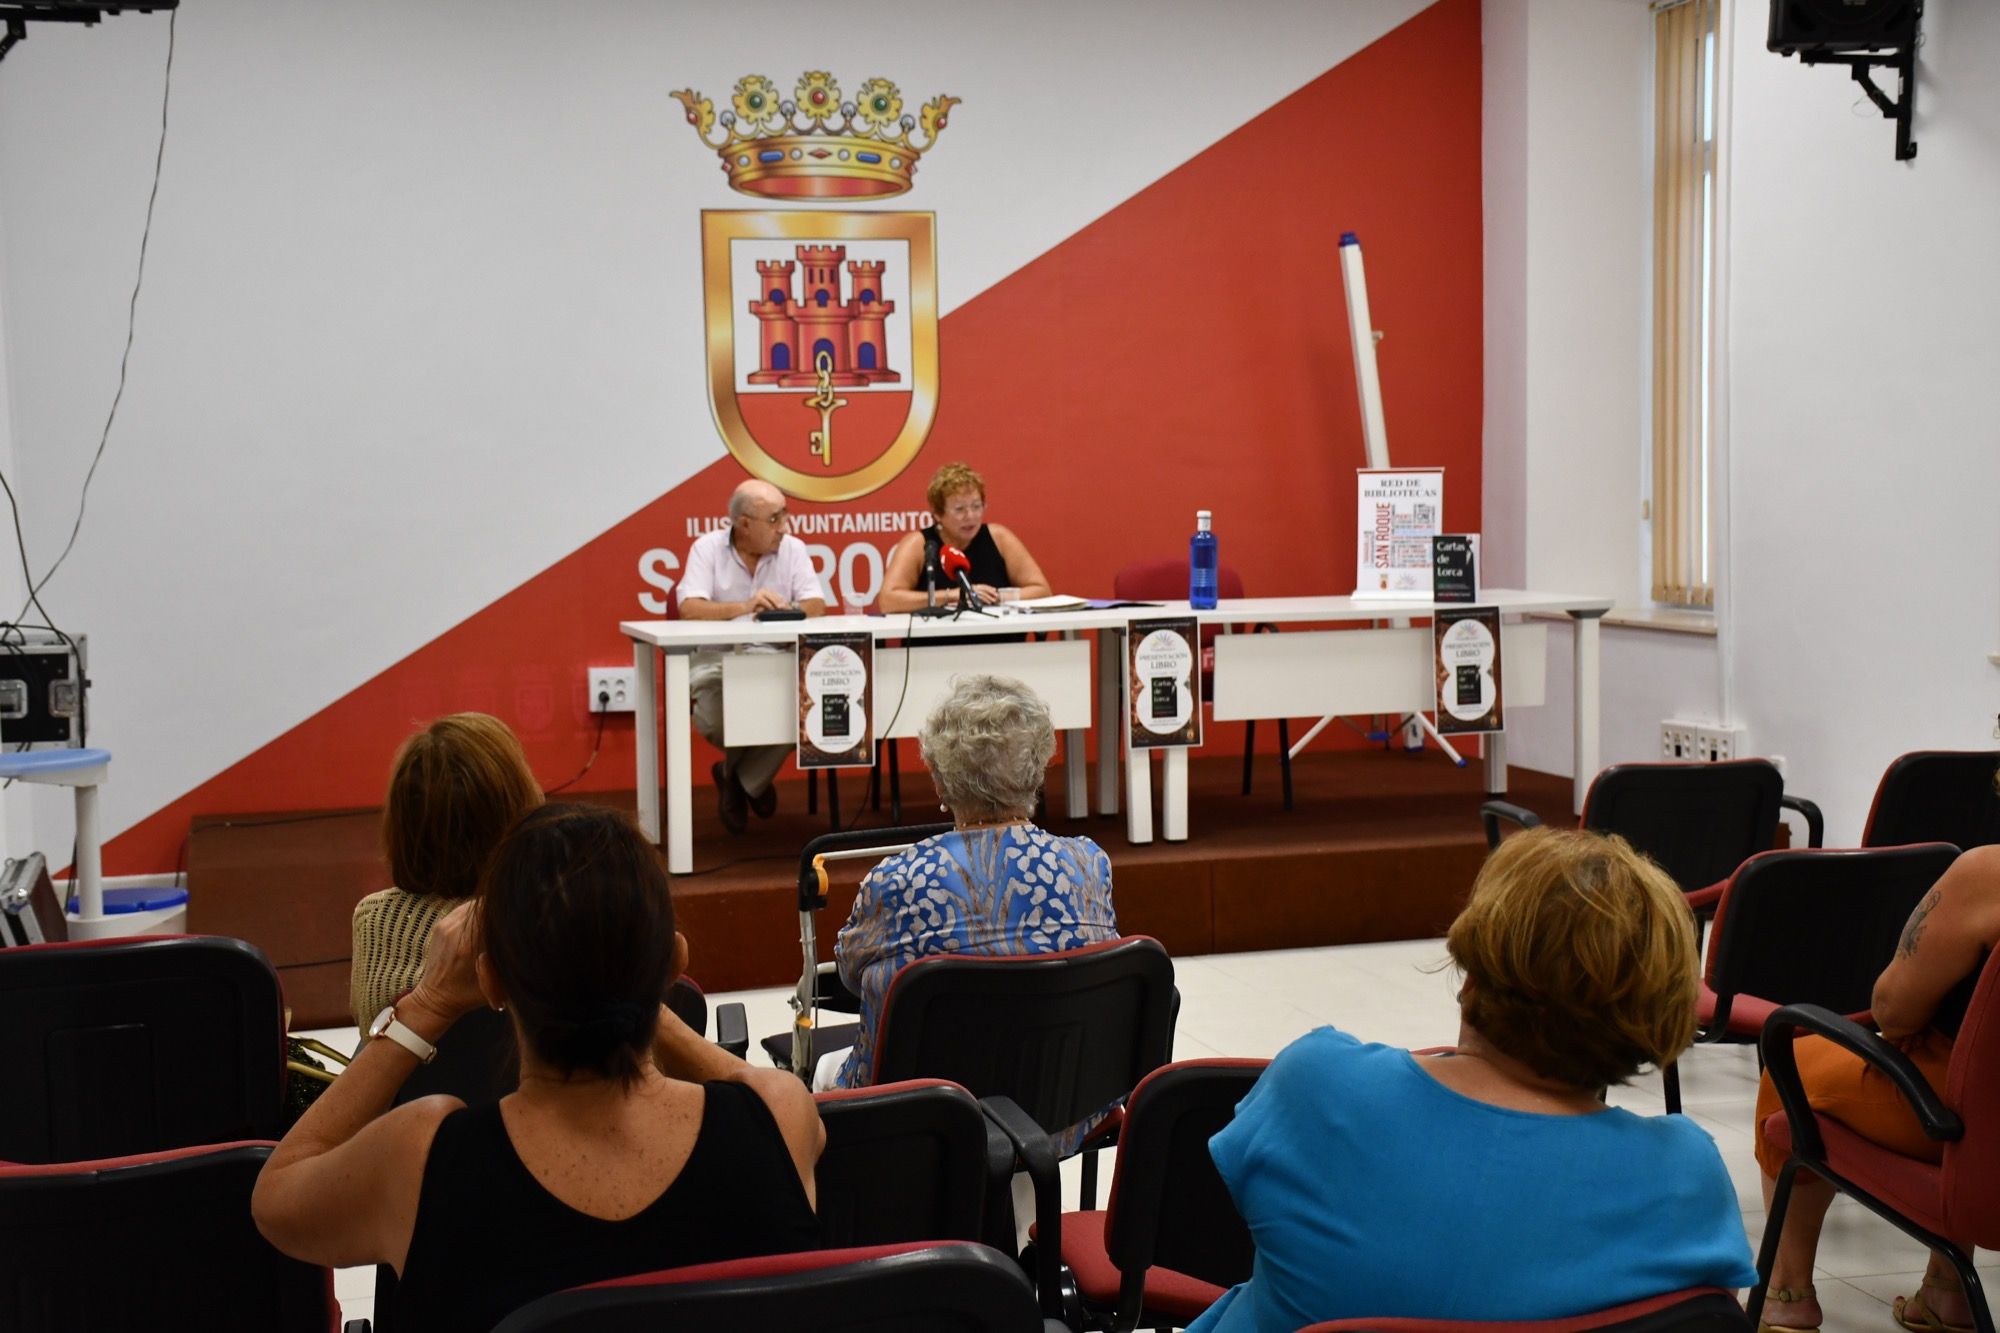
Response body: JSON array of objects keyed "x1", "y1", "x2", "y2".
[{"x1": 1196, "y1": 509, "x2": 1212, "y2": 531}]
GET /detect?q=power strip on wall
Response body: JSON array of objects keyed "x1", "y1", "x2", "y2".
[{"x1": 1660, "y1": 720, "x2": 1748, "y2": 763}]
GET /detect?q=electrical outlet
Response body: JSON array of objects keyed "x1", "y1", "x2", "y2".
[
  {"x1": 1660, "y1": 720, "x2": 1747, "y2": 763},
  {"x1": 588, "y1": 667, "x2": 635, "y2": 714}
]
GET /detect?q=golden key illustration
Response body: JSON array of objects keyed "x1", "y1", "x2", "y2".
[{"x1": 804, "y1": 350, "x2": 848, "y2": 468}]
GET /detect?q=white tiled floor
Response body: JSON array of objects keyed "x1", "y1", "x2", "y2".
[{"x1": 319, "y1": 937, "x2": 1990, "y2": 1331}]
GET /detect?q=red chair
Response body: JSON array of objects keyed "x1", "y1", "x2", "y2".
[
  {"x1": 0, "y1": 934, "x2": 286, "y2": 1163},
  {"x1": 0, "y1": 1140, "x2": 355, "y2": 1332},
  {"x1": 1113, "y1": 558, "x2": 1293, "y2": 809},
  {"x1": 1754, "y1": 948, "x2": 2000, "y2": 1333},
  {"x1": 1861, "y1": 750, "x2": 2000, "y2": 850},
  {"x1": 1047, "y1": 1058, "x2": 1266, "y2": 1333},
  {"x1": 489, "y1": 1240, "x2": 1059, "y2": 1332},
  {"x1": 1482, "y1": 760, "x2": 1823, "y2": 914},
  {"x1": 1662, "y1": 843, "x2": 1959, "y2": 1113},
  {"x1": 812, "y1": 1078, "x2": 1009, "y2": 1250},
  {"x1": 1299, "y1": 1287, "x2": 1750, "y2": 1333}
]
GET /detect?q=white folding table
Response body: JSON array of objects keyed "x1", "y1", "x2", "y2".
[
  {"x1": 1116, "y1": 590, "x2": 1613, "y2": 845},
  {"x1": 623, "y1": 611, "x2": 1135, "y2": 874},
  {"x1": 625, "y1": 589, "x2": 1611, "y2": 870}
]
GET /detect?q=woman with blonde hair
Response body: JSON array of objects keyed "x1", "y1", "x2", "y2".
[
  {"x1": 1187, "y1": 828, "x2": 1757, "y2": 1333},
  {"x1": 350, "y1": 713, "x2": 544, "y2": 1031},
  {"x1": 879, "y1": 461, "x2": 1052, "y2": 613}
]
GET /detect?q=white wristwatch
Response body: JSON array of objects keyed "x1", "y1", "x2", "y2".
[{"x1": 369, "y1": 1003, "x2": 439, "y2": 1064}]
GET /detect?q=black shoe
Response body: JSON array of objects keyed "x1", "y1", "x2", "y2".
[
  {"x1": 712, "y1": 762, "x2": 747, "y2": 835},
  {"x1": 747, "y1": 782, "x2": 778, "y2": 820}
]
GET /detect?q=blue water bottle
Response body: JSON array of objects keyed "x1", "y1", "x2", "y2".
[{"x1": 1189, "y1": 509, "x2": 1218, "y2": 609}]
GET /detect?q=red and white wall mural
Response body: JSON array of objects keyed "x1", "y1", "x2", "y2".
[{"x1": 0, "y1": 0, "x2": 1483, "y2": 873}]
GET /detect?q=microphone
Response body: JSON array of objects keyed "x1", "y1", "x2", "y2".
[
  {"x1": 940, "y1": 545, "x2": 983, "y2": 611},
  {"x1": 920, "y1": 524, "x2": 944, "y2": 596}
]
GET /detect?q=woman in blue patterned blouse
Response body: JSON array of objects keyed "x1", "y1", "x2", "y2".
[{"x1": 826, "y1": 674, "x2": 1119, "y2": 1114}]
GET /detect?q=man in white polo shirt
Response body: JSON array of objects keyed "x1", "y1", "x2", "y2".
[{"x1": 678, "y1": 478, "x2": 827, "y2": 833}]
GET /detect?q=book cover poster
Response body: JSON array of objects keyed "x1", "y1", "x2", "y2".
[
  {"x1": 1433, "y1": 606, "x2": 1503, "y2": 735},
  {"x1": 1430, "y1": 533, "x2": 1480, "y2": 603},
  {"x1": 1355, "y1": 468, "x2": 1444, "y2": 599},
  {"x1": 1128, "y1": 617, "x2": 1201, "y2": 749},
  {"x1": 797, "y1": 632, "x2": 874, "y2": 768}
]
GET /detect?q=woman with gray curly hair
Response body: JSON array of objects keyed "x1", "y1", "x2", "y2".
[{"x1": 823, "y1": 674, "x2": 1118, "y2": 1113}]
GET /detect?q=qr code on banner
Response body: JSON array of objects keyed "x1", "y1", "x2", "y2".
[{"x1": 1411, "y1": 503, "x2": 1437, "y2": 527}]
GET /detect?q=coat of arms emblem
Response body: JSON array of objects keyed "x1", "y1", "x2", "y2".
[{"x1": 672, "y1": 73, "x2": 957, "y2": 503}]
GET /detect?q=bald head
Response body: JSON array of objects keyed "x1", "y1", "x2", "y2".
[
  {"x1": 727, "y1": 478, "x2": 790, "y2": 557},
  {"x1": 728, "y1": 479, "x2": 785, "y2": 522}
]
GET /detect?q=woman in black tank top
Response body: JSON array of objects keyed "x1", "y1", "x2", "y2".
[
  {"x1": 879, "y1": 461, "x2": 1053, "y2": 614},
  {"x1": 254, "y1": 805, "x2": 823, "y2": 1332}
]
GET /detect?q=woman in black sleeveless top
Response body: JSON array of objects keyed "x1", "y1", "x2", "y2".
[
  {"x1": 880, "y1": 461, "x2": 1052, "y2": 613},
  {"x1": 254, "y1": 805, "x2": 822, "y2": 1333}
]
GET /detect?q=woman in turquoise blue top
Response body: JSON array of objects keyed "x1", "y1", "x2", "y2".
[
  {"x1": 1189, "y1": 828, "x2": 1759, "y2": 1333},
  {"x1": 829, "y1": 674, "x2": 1117, "y2": 1137}
]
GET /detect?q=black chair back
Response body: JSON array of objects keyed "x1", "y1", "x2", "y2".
[
  {"x1": 390, "y1": 975, "x2": 708, "y2": 1109},
  {"x1": 0, "y1": 936, "x2": 285, "y2": 1163},
  {"x1": 1105, "y1": 1059, "x2": 1264, "y2": 1292},
  {"x1": 665, "y1": 975, "x2": 708, "y2": 1035},
  {"x1": 1584, "y1": 761, "x2": 1784, "y2": 894},
  {"x1": 491, "y1": 1241, "x2": 1046, "y2": 1333},
  {"x1": 813, "y1": 1079, "x2": 994, "y2": 1248},
  {"x1": 1862, "y1": 751, "x2": 2000, "y2": 850},
  {"x1": 0, "y1": 1142, "x2": 338, "y2": 1331},
  {"x1": 393, "y1": 1003, "x2": 519, "y2": 1107},
  {"x1": 871, "y1": 937, "x2": 1176, "y2": 1138},
  {"x1": 1706, "y1": 845, "x2": 1959, "y2": 1031}
]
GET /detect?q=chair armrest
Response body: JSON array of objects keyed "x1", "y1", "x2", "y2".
[
  {"x1": 344, "y1": 1321, "x2": 373, "y2": 1333},
  {"x1": 1780, "y1": 794, "x2": 1824, "y2": 849},
  {"x1": 1759, "y1": 1003, "x2": 1961, "y2": 1163},
  {"x1": 713, "y1": 1002, "x2": 749, "y2": 1059},
  {"x1": 980, "y1": 1093, "x2": 1063, "y2": 1317},
  {"x1": 1480, "y1": 799, "x2": 1541, "y2": 850}
]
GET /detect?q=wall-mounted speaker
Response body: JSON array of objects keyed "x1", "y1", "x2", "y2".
[{"x1": 1768, "y1": 0, "x2": 1920, "y2": 55}]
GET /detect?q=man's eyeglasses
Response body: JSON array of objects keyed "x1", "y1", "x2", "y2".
[{"x1": 742, "y1": 510, "x2": 788, "y2": 528}]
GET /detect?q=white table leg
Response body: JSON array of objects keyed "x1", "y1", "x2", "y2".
[
  {"x1": 1571, "y1": 612, "x2": 1603, "y2": 815},
  {"x1": 663, "y1": 650, "x2": 694, "y2": 874},
  {"x1": 1482, "y1": 731, "x2": 1509, "y2": 795},
  {"x1": 1123, "y1": 638, "x2": 1153, "y2": 845},
  {"x1": 633, "y1": 640, "x2": 660, "y2": 843},
  {"x1": 1161, "y1": 748, "x2": 1188, "y2": 841},
  {"x1": 1062, "y1": 629, "x2": 1089, "y2": 819},
  {"x1": 73, "y1": 782, "x2": 103, "y2": 921},
  {"x1": 1096, "y1": 628, "x2": 1122, "y2": 817}
]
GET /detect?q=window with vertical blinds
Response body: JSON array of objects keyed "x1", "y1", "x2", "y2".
[{"x1": 1651, "y1": 0, "x2": 1716, "y2": 609}]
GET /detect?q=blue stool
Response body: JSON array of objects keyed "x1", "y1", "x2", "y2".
[{"x1": 0, "y1": 748, "x2": 110, "y2": 934}]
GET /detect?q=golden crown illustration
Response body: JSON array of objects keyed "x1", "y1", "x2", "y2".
[{"x1": 671, "y1": 72, "x2": 959, "y2": 199}]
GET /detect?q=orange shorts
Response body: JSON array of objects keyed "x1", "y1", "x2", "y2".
[{"x1": 1752, "y1": 1029, "x2": 1954, "y2": 1178}]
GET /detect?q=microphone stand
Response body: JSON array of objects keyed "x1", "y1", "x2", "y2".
[{"x1": 914, "y1": 538, "x2": 956, "y2": 618}]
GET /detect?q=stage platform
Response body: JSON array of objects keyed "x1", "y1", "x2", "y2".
[{"x1": 188, "y1": 749, "x2": 1574, "y2": 1029}]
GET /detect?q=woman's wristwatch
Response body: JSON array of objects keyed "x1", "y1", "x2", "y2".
[{"x1": 369, "y1": 1003, "x2": 439, "y2": 1064}]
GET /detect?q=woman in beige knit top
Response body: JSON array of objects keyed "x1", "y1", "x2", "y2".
[{"x1": 349, "y1": 714, "x2": 543, "y2": 1031}]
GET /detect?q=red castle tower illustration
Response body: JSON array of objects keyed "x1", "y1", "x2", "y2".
[{"x1": 747, "y1": 244, "x2": 901, "y2": 387}]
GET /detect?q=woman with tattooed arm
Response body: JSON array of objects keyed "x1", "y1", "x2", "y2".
[{"x1": 1754, "y1": 837, "x2": 2000, "y2": 1333}]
